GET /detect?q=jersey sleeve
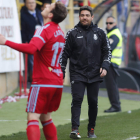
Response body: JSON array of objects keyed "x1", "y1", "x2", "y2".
[{"x1": 29, "y1": 26, "x2": 49, "y2": 51}]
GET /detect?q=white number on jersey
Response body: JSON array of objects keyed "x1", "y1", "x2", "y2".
[{"x1": 51, "y1": 42, "x2": 64, "y2": 67}]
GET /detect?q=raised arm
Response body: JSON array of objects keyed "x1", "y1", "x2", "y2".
[{"x1": 0, "y1": 26, "x2": 49, "y2": 54}]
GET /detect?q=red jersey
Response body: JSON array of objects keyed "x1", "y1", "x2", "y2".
[{"x1": 29, "y1": 22, "x2": 65, "y2": 85}]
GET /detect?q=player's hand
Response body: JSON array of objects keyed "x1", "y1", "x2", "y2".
[
  {"x1": 0, "y1": 34, "x2": 6, "y2": 45},
  {"x1": 100, "y1": 68, "x2": 107, "y2": 77}
]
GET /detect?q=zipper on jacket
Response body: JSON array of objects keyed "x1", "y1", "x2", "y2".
[{"x1": 85, "y1": 31, "x2": 88, "y2": 47}]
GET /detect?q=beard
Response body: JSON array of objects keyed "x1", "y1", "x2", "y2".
[
  {"x1": 80, "y1": 20, "x2": 91, "y2": 28},
  {"x1": 81, "y1": 19, "x2": 91, "y2": 24}
]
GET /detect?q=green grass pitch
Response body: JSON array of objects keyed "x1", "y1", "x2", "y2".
[{"x1": 0, "y1": 92, "x2": 140, "y2": 140}]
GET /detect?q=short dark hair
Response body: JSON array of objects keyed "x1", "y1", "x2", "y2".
[
  {"x1": 79, "y1": 5, "x2": 93, "y2": 16},
  {"x1": 50, "y1": 2, "x2": 67, "y2": 24}
]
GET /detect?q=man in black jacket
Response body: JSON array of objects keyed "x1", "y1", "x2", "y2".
[
  {"x1": 21, "y1": 0, "x2": 43, "y2": 82},
  {"x1": 60, "y1": 6, "x2": 112, "y2": 139}
]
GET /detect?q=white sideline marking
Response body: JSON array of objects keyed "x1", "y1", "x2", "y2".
[
  {"x1": 125, "y1": 136, "x2": 139, "y2": 140},
  {"x1": 0, "y1": 120, "x2": 27, "y2": 122}
]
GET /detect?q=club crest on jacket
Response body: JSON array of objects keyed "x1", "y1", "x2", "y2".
[{"x1": 93, "y1": 34, "x2": 98, "y2": 40}]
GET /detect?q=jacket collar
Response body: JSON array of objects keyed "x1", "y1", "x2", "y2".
[{"x1": 106, "y1": 26, "x2": 117, "y2": 33}]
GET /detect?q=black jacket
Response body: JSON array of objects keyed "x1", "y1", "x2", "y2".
[
  {"x1": 21, "y1": 6, "x2": 43, "y2": 43},
  {"x1": 60, "y1": 22, "x2": 112, "y2": 83}
]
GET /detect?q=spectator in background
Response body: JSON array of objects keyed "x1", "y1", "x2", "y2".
[
  {"x1": 74, "y1": 0, "x2": 79, "y2": 13},
  {"x1": 104, "y1": 16, "x2": 123, "y2": 113},
  {"x1": 21, "y1": 0, "x2": 43, "y2": 82}
]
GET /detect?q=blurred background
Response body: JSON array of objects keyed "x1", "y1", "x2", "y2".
[{"x1": 1, "y1": 0, "x2": 140, "y2": 98}]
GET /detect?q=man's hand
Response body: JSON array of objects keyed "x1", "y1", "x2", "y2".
[
  {"x1": 100, "y1": 68, "x2": 107, "y2": 77},
  {"x1": 0, "y1": 34, "x2": 6, "y2": 45}
]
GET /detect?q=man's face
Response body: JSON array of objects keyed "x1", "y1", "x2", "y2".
[
  {"x1": 79, "y1": 10, "x2": 93, "y2": 26},
  {"x1": 25, "y1": 0, "x2": 36, "y2": 11},
  {"x1": 106, "y1": 17, "x2": 116, "y2": 30},
  {"x1": 41, "y1": 3, "x2": 55, "y2": 19}
]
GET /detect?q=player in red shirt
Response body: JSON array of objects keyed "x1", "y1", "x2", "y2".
[{"x1": 0, "y1": 2, "x2": 67, "y2": 140}]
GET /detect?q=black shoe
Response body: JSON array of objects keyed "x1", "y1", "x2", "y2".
[
  {"x1": 70, "y1": 129, "x2": 81, "y2": 139},
  {"x1": 104, "y1": 107, "x2": 121, "y2": 113},
  {"x1": 87, "y1": 128, "x2": 97, "y2": 138}
]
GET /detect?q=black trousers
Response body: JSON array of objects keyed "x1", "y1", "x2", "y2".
[
  {"x1": 104, "y1": 66, "x2": 121, "y2": 109},
  {"x1": 71, "y1": 81, "x2": 100, "y2": 131}
]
